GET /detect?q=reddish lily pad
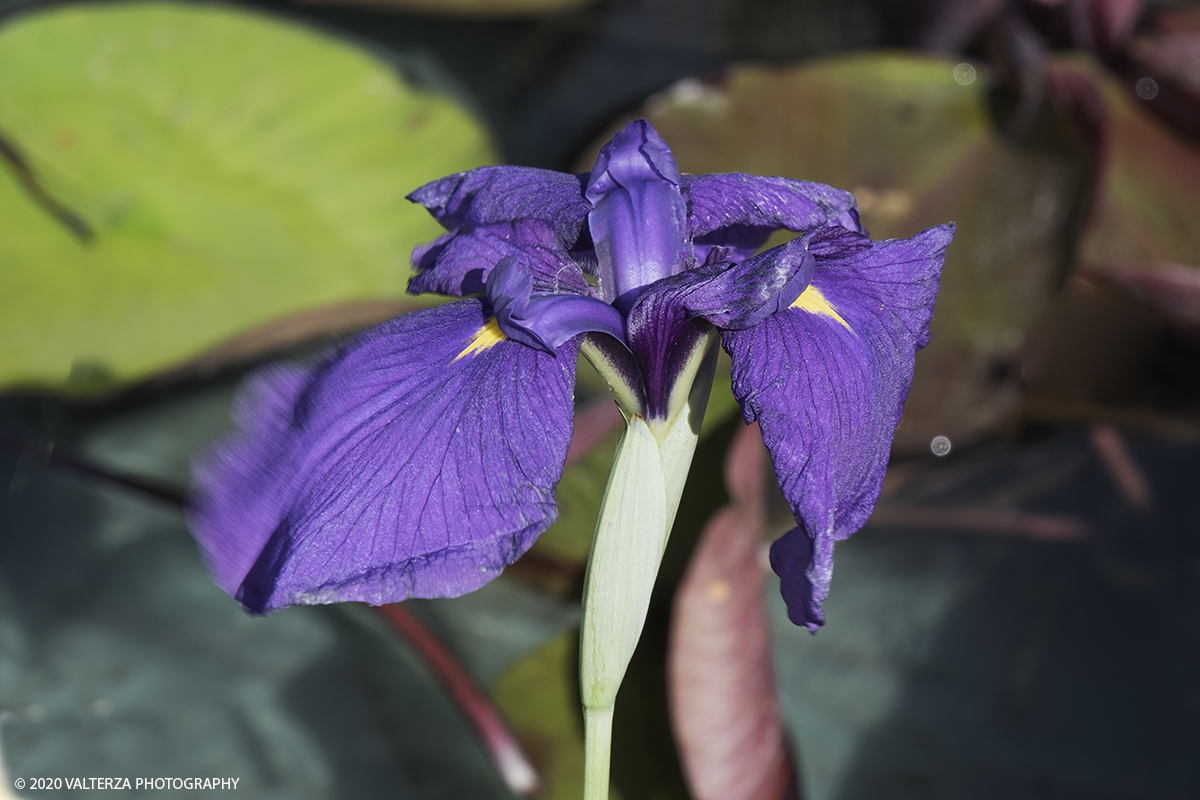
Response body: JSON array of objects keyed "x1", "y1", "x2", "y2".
[
  {"x1": 1022, "y1": 56, "x2": 1200, "y2": 416},
  {"x1": 668, "y1": 421, "x2": 794, "y2": 800},
  {"x1": 1054, "y1": 57, "x2": 1200, "y2": 274}
]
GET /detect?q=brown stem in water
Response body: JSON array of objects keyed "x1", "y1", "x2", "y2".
[
  {"x1": 373, "y1": 604, "x2": 542, "y2": 797},
  {"x1": 0, "y1": 128, "x2": 94, "y2": 243}
]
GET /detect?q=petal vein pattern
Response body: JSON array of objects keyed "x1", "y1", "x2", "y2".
[{"x1": 190, "y1": 300, "x2": 577, "y2": 613}]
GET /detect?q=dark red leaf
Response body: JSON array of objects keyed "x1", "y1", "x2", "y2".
[{"x1": 668, "y1": 422, "x2": 794, "y2": 800}]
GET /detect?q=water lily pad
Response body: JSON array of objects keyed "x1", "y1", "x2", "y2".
[
  {"x1": 583, "y1": 54, "x2": 1091, "y2": 451},
  {"x1": 0, "y1": 2, "x2": 494, "y2": 395},
  {"x1": 1020, "y1": 56, "x2": 1200, "y2": 421},
  {"x1": 0, "y1": 406, "x2": 415, "y2": 798}
]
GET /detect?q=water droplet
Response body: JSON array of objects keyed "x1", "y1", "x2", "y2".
[
  {"x1": 930, "y1": 435, "x2": 952, "y2": 457},
  {"x1": 953, "y1": 63, "x2": 977, "y2": 86},
  {"x1": 1136, "y1": 77, "x2": 1158, "y2": 100}
]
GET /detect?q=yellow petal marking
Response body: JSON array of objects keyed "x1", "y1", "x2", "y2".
[
  {"x1": 454, "y1": 317, "x2": 507, "y2": 362},
  {"x1": 789, "y1": 285, "x2": 852, "y2": 332}
]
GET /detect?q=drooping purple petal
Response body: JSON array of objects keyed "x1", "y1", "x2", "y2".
[
  {"x1": 586, "y1": 120, "x2": 688, "y2": 308},
  {"x1": 722, "y1": 224, "x2": 954, "y2": 630},
  {"x1": 768, "y1": 525, "x2": 833, "y2": 633},
  {"x1": 408, "y1": 167, "x2": 593, "y2": 297},
  {"x1": 683, "y1": 173, "x2": 864, "y2": 263},
  {"x1": 409, "y1": 220, "x2": 590, "y2": 297},
  {"x1": 189, "y1": 300, "x2": 578, "y2": 613},
  {"x1": 191, "y1": 363, "x2": 312, "y2": 596}
]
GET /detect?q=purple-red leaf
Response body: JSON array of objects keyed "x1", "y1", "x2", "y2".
[{"x1": 668, "y1": 422, "x2": 794, "y2": 800}]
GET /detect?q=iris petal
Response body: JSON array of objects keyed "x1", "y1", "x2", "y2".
[
  {"x1": 486, "y1": 257, "x2": 627, "y2": 352},
  {"x1": 586, "y1": 121, "x2": 688, "y2": 308},
  {"x1": 409, "y1": 220, "x2": 590, "y2": 296},
  {"x1": 408, "y1": 167, "x2": 592, "y2": 296},
  {"x1": 683, "y1": 173, "x2": 863, "y2": 263},
  {"x1": 768, "y1": 524, "x2": 834, "y2": 633},
  {"x1": 634, "y1": 232, "x2": 828, "y2": 331},
  {"x1": 721, "y1": 224, "x2": 953, "y2": 630},
  {"x1": 190, "y1": 300, "x2": 578, "y2": 613},
  {"x1": 623, "y1": 231, "x2": 830, "y2": 418},
  {"x1": 409, "y1": 166, "x2": 590, "y2": 242}
]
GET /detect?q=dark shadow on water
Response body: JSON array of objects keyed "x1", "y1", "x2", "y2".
[
  {"x1": 0, "y1": 406, "x2": 416, "y2": 799},
  {"x1": 283, "y1": 652, "x2": 412, "y2": 800},
  {"x1": 826, "y1": 432, "x2": 1200, "y2": 800}
]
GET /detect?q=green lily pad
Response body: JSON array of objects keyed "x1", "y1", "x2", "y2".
[
  {"x1": 0, "y1": 2, "x2": 494, "y2": 395},
  {"x1": 584, "y1": 54, "x2": 1092, "y2": 451}
]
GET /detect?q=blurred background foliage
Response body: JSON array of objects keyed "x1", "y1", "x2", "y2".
[{"x1": 0, "y1": 0, "x2": 1198, "y2": 798}]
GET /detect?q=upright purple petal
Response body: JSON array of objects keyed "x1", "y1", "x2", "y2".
[
  {"x1": 722, "y1": 224, "x2": 953, "y2": 630},
  {"x1": 585, "y1": 120, "x2": 682, "y2": 201},
  {"x1": 409, "y1": 220, "x2": 590, "y2": 297},
  {"x1": 408, "y1": 167, "x2": 592, "y2": 297},
  {"x1": 586, "y1": 120, "x2": 688, "y2": 308},
  {"x1": 189, "y1": 300, "x2": 578, "y2": 613},
  {"x1": 683, "y1": 174, "x2": 863, "y2": 262},
  {"x1": 409, "y1": 166, "x2": 590, "y2": 241}
]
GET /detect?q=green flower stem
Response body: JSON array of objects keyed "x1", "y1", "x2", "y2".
[
  {"x1": 583, "y1": 706, "x2": 614, "y2": 800},
  {"x1": 579, "y1": 342, "x2": 718, "y2": 800}
]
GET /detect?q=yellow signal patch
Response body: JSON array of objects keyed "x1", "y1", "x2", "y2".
[
  {"x1": 454, "y1": 317, "x2": 507, "y2": 362},
  {"x1": 790, "y1": 285, "x2": 852, "y2": 332}
]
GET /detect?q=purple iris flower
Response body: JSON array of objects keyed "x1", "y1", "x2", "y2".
[{"x1": 190, "y1": 120, "x2": 953, "y2": 631}]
